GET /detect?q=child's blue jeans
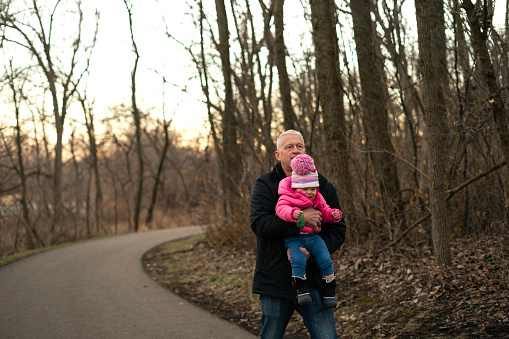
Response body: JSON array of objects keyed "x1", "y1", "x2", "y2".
[{"x1": 284, "y1": 233, "x2": 334, "y2": 278}]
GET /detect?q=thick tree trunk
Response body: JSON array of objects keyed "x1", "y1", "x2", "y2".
[
  {"x1": 215, "y1": 0, "x2": 241, "y2": 216},
  {"x1": 415, "y1": 0, "x2": 452, "y2": 266},
  {"x1": 309, "y1": 0, "x2": 357, "y2": 228},
  {"x1": 260, "y1": 0, "x2": 277, "y2": 168},
  {"x1": 199, "y1": 0, "x2": 223, "y2": 169},
  {"x1": 273, "y1": 0, "x2": 296, "y2": 130},
  {"x1": 350, "y1": 0, "x2": 403, "y2": 229}
]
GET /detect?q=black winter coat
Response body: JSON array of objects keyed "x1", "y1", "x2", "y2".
[{"x1": 250, "y1": 162, "x2": 347, "y2": 300}]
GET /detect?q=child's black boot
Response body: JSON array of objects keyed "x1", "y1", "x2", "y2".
[
  {"x1": 322, "y1": 276, "x2": 337, "y2": 308},
  {"x1": 292, "y1": 276, "x2": 312, "y2": 305}
]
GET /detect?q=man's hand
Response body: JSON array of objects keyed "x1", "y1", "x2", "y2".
[
  {"x1": 287, "y1": 247, "x2": 310, "y2": 261},
  {"x1": 302, "y1": 207, "x2": 322, "y2": 233}
]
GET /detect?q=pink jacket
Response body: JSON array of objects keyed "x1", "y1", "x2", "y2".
[{"x1": 276, "y1": 177, "x2": 342, "y2": 234}]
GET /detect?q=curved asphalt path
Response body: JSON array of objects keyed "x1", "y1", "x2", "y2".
[{"x1": 0, "y1": 226, "x2": 257, "y2": 339}]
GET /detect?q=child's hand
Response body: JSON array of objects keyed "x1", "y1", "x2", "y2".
[
  {"x1": 332, "y1": 210, "x2": 342, "y2": 220},
  {"x1": 293, "y1": 209, "x2": 303, "y2": 220}
]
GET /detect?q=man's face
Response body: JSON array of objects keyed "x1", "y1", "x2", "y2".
[{"x1": 275, "y1": 134, "x2": 305, "y2": 175}]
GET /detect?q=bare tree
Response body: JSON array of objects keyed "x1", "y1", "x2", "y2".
[
  {"x1": 228, "y1": 0, "x2": 276, "y2": 173},
  {"x1": 309, "y1": 0, "x2": 357, "y2": 228},
  {"x1": 4, "y1": 61, "x2": 43, "y2": 249},
  {"x1": 1, "y1": 0, "x2": 98, "y2": 232},
  {"x1": 273, "y1": 0, "x2": 297, "y2": 130},
  {"x1": 415, "y1": 0, "x2": 452, "y2": 266},
  {"x1": 78, "y1": 92, "x2": 102, "y2": 235},
  {"x1": 462, "y1": 0, "x2": 509, "y2": 180},
  {"x1": 194, "y1": 0, "x2": 224, "y2": 178},
  {"x1": 215, "y1": 0, "x2": 242, "y2": 217},
  {"x1": 350, "y1": 0, "x2": 404, "y2": 232},
  {"x1": 145, "y1": 116, "x2": 172, "y2": 226},
  {"x1": 68, "y1": 122, "x2": 85, "y2": 239},
  {"x1": 258, "y1": 0, "x2": 278, "y2": 168},
  {"x1": 123, "y1": 0, "x2": 144, "y2": 232}
]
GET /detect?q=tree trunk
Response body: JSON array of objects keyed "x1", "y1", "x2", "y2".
[
  {"x1": 373, "y1": 3, "x2": 424, "y2": 208},
  {"x1": 453, "y1": 0, "x2": 472, "y2": 88},
  {"x1": 9, "y1": 70, "x2": 42, "y2": 249},
  {"x1": 69, "y1": 127, "x2": 82, "y2": 239},
  {"x1": 105, "y1": 159, "x2": 120, "y2": 235},
  {"x1": 85, "y1": 166, "x2": 92, "y2": 237},
  {"x1": 309, "y1": 0, "x2": 357, "y2": 228},
  {"x1": 415, "y1": 0, "x2": 452, "y2": 267},
  {"x1": 215, "y1": 0, "x2": 241, "y2": 216},
  {"x1": 273, "y1": 0, "x2": 296, "y2": 130},
  {"x1": 259, "y1": 0, "x2": 277, "y2": 168},
  {"x1": 491, "y1": 29, "x2": 509, "y2": 92},
  {"x1": 350, "y1": 0, "x2": 403, "y2": 230},
  {"x1": 451, "y1": 0, "x2": 469, "y2": 230},
  {"x1": 124, "y1": 0, "x2": 144, "y2": 232},
  {"x1": 506, "y1": 0, "x2": 508, "y2": 44},
  {"x1": 53, "y1": 102, "x2": 63, "y2": 226},
  {"x1": 462, "y1": 0, "x2": 509, "y2": 174},
  {"x1": 79, "y1": 96, "x2": 103, "y2": 235},
  {"x1": 146, "y1": 121, "x2": 171, "y2": 226},
  {"x1": 430, "y1": 0, "x2": 449, "y2": 94},
  {"x1": 199, "y1": 0, "x2": 223, "y2": 171}
]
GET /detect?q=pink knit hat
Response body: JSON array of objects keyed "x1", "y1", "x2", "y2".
[{"x1": 291, "y1": 154, "x2": 319, "y2": 188}]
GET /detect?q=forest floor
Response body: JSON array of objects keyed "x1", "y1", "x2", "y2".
[{"x1": 143, "y1": 233, "x2": 509, "y2": 338}]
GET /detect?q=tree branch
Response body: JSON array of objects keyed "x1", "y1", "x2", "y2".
[{"x1": 378, "y1": 159, "x2": 507, "y2": 253}]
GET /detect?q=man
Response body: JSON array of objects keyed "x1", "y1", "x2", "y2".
[{"x1": 250, "y1": 130, "x2": 346, "y2": 338}]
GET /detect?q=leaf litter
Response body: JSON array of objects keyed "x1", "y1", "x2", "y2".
[{"x1": 143, "y1": 234, "x2": 509, "y2": 338}]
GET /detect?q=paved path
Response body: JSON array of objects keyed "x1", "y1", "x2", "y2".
[{"x1": 0, "y1": 226, "x2": 257, "y2": 339}]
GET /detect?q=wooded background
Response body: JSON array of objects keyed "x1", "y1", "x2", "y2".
[{"x1": 1, "y1": 0, "x2": 507, "y2": 268}]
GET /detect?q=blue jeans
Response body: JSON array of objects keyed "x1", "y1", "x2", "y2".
[
  {"x1": 284, "y1": 233, "x2": 334, "y2": 278},
  {"x1": 259, "y1": 289, "x2": 337, "y2": 339}
]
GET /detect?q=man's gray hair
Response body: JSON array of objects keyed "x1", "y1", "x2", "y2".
[{"x1": 276, "y1": 130, "x2": 305, "y2": 150}]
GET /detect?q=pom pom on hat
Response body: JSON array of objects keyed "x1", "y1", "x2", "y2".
[
  {"x1": 291, "y1": 154, "x2": 319, "y2": 188},
  {"x1": 291, "y1": 154, "x2": 315, "y2": 175}
]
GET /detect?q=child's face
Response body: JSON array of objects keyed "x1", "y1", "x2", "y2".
[{"x1": 298, "y1": 187, "x2": 317, "y2": 200}]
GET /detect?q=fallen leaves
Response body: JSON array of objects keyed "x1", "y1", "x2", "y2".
[
  {"x1": 335, "y1": 234, "x2": 509, "y2": 337},
  {"x1": 143, "y1": 233, "x2": 509, "y2": 338}
]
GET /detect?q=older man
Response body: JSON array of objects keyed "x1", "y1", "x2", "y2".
[{"x1": 250, "y1": 130, "x2": 346, "y2": 338}]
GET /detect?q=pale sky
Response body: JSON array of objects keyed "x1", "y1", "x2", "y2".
[{"x1": 84, "y1": 1, "x2": 208, "y2": 143}]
